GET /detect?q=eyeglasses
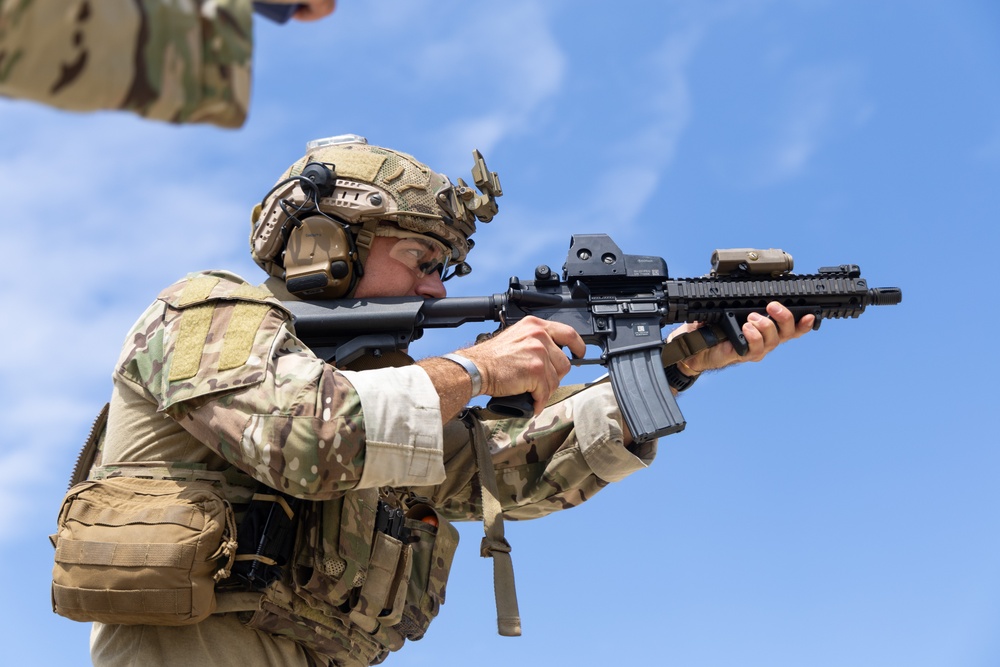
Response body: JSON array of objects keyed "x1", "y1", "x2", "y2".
[{"x1": 386, "y1": 236, "x2": 453, "y2": 280}]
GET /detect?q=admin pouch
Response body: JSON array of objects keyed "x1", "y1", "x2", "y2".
[{"x1": 50, "y1": 476, "x2": 238, "y2": 625}]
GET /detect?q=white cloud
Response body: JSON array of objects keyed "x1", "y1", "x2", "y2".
[
  {"x1": 581, "y1": 26, "x2": 701, "y2": 233},
  {"x1": 424, "y1": 2, "x2": 567, "y2": 158},
  {"x1": 749, "y1": 63, "x2": 869, "y2": 186},
  {"x1": 0, "y1": 107, "x2": 260, "y2": 544}
]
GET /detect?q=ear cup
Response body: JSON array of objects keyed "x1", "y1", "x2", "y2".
[{"x1": 283, "y1": 216, "x2": 357, "y2": 298}]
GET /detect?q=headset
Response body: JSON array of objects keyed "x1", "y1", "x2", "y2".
[{"x1": 257, "y1": 162, "x2": 364, "y2": 299}]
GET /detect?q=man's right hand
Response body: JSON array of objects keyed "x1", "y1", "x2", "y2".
[
  {"x1": 418, "y1": 316, "x2": 585, "y2": 422},
  {"x1": 459, "y1": 316, "x2": 586, "y2": 415},
  {"x1": 293, "y1": 0, "x2": 336, "y2": 21}
]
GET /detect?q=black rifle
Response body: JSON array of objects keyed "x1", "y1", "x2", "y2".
[{"x1": 284, "y1": 234, "x2": 901, "y2": 443}]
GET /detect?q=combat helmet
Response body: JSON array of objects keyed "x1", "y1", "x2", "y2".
[{"x1": 250, "y1": 134, "x2": 502, "y2": 299}]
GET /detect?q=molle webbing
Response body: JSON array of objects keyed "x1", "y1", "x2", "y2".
[
  {"x1": 51, "y1": 475, "x2": 239, "y2": 626},
  {"x1": 53, "y1": 580, "x2": 199, "y2": 619}
]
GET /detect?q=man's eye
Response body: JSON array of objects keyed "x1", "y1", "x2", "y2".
[{"x1": 419, "y1": 261, "x2": 443, "y2": 276}]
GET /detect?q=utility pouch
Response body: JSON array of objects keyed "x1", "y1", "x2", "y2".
[
  {"x1": 351, "y1": 531, "x2": 411, "y2": 627},
  {"x1": 395, "y1": 503, "x2": 459, "y2": 640},
  {"x1": 50, "y1": 477, "x2": 237, "y2": 625},
  {"x1": 293, "y1": 490, "x2": 379, "y2": 607}
]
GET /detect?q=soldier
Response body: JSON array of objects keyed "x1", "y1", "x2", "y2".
[
  {"x1": 0, "y1": 0, "x2": 335, "y2": 128},
  {"x1": 54, "y1": 136, "x2": 812, "y2": 666}
]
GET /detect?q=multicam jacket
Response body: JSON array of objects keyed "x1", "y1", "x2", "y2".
[
  {"x1": 0, "y1": 0, "x2": 252, "y2": 128},
  {"x1": 89, "y1": 270, "x2": 657, "y2": 667}
]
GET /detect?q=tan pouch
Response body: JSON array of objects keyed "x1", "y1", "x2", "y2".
[
  {"x1": 51, "y1": 477, "x2": 237, "y2": 625},
  {"x1": 351, "y1": 531, "x2": 411, "y2": 627},
  {"x1": 394, "y1": 504, "x2": 459, "y2": 640},
  {"x1": 293, "y1": 490, "x2": 379, "y2": 607}
]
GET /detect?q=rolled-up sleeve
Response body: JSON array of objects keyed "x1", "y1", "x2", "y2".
[{"x1": 342, "y1": 367, "x2": 444, "y2": 489}]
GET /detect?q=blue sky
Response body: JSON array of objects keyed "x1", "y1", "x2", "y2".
[{"x1": 2, "y1": 1, "x2": 999, "y2": 665}]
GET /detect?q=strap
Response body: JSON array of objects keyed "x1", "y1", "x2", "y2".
[
  {"x1": 660, "y1": 325, "x2": 724, "y2": 367},
  {"x1": 462, "y1": 409, "x2": 521, "y2": 637},
  {"x1": 354, "y1": 219, "x2": 381, "y2": 269}
]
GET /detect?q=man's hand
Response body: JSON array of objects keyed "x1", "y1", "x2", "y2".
[
  {"x1": 294, "y1": 0, "x2": 336, "y2": 21},
  {"x1": 264, "y1": 0, "x2": 336, "y2": 22},
  {"x1": 419, "y1": 316, "x2": 585, "y2": 422},
  {"x1": 668, "y1": 301, "x2": 814, "y2": 375},
  {"x1": 461, "y1": 317, "x2": 586, "y2": 415}
]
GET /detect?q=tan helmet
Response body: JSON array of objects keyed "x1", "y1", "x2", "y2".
[{"x1": 250, "y1": 134, "x2": 502, "y2": 298}]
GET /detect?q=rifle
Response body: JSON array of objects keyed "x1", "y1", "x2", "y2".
[{"x1": 284, "y1": 234, "x2": 902, "y2": 443}]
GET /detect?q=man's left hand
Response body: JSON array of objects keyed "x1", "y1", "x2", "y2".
[{"x1": 669, "y1": 301, "x2": 814, "y2": 374}]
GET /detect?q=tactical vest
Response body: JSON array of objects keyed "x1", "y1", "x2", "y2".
[{"x1": 51, "y1": 404, "x2": 461, "y2": 667}]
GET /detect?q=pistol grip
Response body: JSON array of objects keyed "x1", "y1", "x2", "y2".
[{"x1": 486, "y1": 393, "x2": 534, "y2": 419}]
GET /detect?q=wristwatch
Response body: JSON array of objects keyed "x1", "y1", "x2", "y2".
[
  {"x1": 664, "y1": 362, "x2": 699, "y2": 392},
  {"x1": 441, "y1": 353, "x2": 483, "y2": 396}
]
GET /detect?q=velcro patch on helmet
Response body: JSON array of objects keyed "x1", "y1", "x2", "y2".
[{"x1": 325, "y1": 151, "x2": 387, "y2": 183}]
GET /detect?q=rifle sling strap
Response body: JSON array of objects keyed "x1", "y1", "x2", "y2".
[
  {"x1": 462, "y1": 409, "x2": 521, "y2": 637},
  {"x1": 660, "y1": 325, "x2": 724, "y2": 367}
]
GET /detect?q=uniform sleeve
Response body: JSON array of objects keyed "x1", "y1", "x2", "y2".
[
  {"x1": 115, "y1": 272, "x2": 446, "y2": 501},
  {"x1": 0, "y1": 0, "x2": 252, "y2": 128},
  {"x1": 409, "y1": 382, "x2": 658, "y2": 522}
]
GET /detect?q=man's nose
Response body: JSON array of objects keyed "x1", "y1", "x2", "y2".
[{"x1": 415, "y1": 272, "x2": 447, "y2": 298}]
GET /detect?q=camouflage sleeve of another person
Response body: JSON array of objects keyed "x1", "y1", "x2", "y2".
[
  {"x1": 115, "y1": 271, "x2": 447, "y2": 500},
  {"x1": 0, "y1": 0, "x2": 252, "y2": 127},
  {"x1": 410, "y1": 383, "x2": 658, "y2": 522}
]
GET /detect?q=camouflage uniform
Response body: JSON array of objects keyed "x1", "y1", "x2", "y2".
[
  {"x1": 88, "y1": 269, "x2": 656, "y2": 666},
  {"x1": 0, "y1": 0, "x2": 253, "y2": 127}
]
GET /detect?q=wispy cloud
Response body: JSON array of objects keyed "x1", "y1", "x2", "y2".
[
  {"x1": 418, "y1": 1, "x2": 567, "y2": 161},
  {"x1": 749, "y1": 63, "x2": 871, "y2": 186},
  {"x1": 973, "y1": 124, "x2": 1000, "y2": 163},
  {"x1": 459, "y1": 17, "x2": 705, "y2": 286},
  {"x1": 0, "y1": 107, "x2": 259, "y2": 542}
]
